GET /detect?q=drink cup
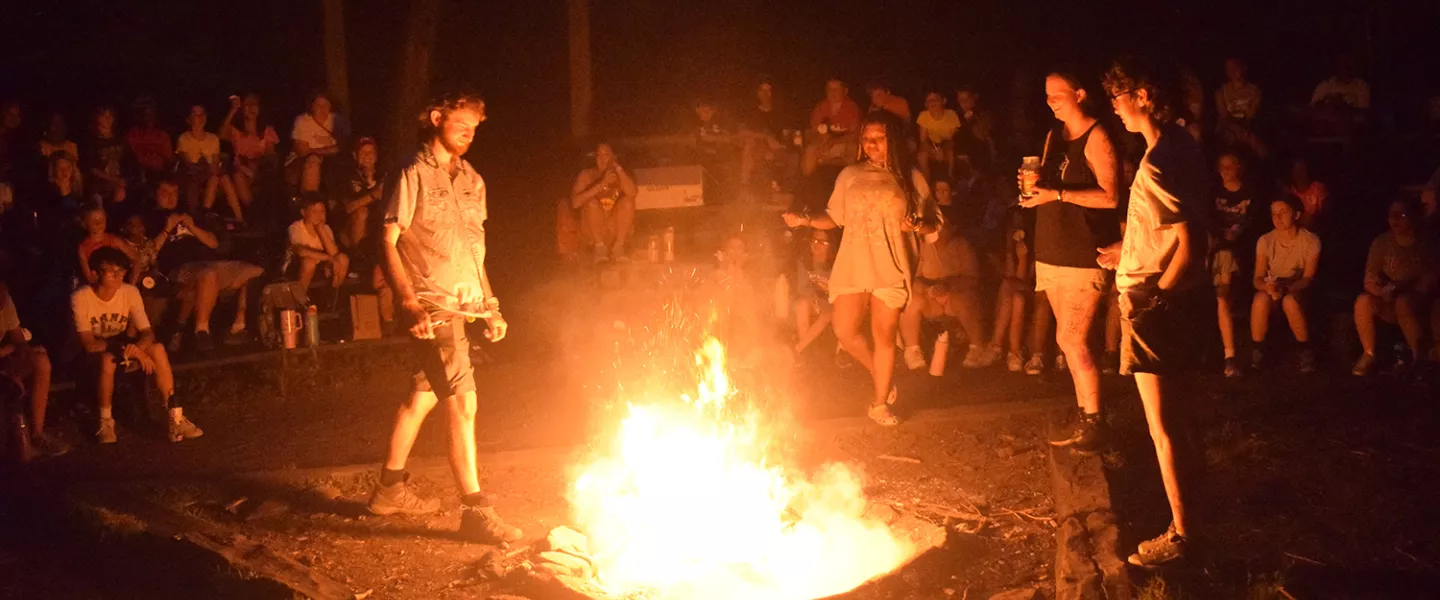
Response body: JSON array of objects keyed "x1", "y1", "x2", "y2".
[
  {"x1": 1020, "y1": 156, "x2": 1041, "y2": 198},
  {"x1": 280, "y1": 309, "x2": 303, "y2": 349}
]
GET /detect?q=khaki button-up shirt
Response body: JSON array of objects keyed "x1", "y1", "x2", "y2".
[{"x1": 384, "y1": 148, "x2": 488, "y2": 308}]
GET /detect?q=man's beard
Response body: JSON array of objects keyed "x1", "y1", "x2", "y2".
[{"x1": 440, "y1": 136, "x2": 471, "y2": 157}]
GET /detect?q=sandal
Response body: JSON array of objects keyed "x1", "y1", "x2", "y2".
[
  {"x1": 868, "y1": 403, "x2": 900, "y2": 427},
  {"x1": 886, "y1": 386, "x2": 897, "y2": 405}
]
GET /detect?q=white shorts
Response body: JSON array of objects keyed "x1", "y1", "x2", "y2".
[{"x1": 1034, "y1": 262, "x2": 1110, "y2": 294}]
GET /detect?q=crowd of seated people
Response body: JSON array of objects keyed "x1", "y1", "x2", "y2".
[{"x1": 0, "y1": 89, "x2": 394, "y2": 454}]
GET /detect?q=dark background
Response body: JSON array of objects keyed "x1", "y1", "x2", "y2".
[{"x1": 2, "y1": 0, "x2": 1437, "y2": 280}]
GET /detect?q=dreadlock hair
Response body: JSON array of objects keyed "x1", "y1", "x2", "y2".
[{"x1": 856, "y1": 110, "x2": 921, "y2": 214}]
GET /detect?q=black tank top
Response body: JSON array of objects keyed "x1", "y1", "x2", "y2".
[{"x1": 1033, "y1": 122, "x2": 1121, "y2": 268}]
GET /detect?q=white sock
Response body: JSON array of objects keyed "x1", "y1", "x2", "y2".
[
  {"x1": 100, "y1": 407, "x2": 112, "y2": 420},
  {"x1": 1223, "y1": 349, "x2": 1236, "y2": 359}
]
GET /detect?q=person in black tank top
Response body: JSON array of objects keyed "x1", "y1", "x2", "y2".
[{"x1": 1018, "y1": 72, "x2": 1122, "y2": 454}]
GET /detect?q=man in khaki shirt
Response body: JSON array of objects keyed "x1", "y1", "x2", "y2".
[{"x1": 367, "y1": 92, "x2": 521, "y2": 546}]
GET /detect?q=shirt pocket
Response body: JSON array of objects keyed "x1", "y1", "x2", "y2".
[{"x1": 418, "y1": 187, "x2": 455, "y2": 229}]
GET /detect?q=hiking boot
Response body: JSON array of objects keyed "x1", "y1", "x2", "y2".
[
  {"x1": 459, "y1": 504, "x2": 524, "y2": 545},
  {"x1": 1023, "y1": 353, "x2": 1044, "y2": 375},
  {"x1": 194, "y1": 330, "x2": 216, "y2": 353},
  {"x1": 32, "y1": 432, "x2": 71, "y2": 457},
  {"x1": 1298, "y1": 347, "x2": 1317, "y2": 374},
  {"x1": 1351, "y1": 352, "x2": 1375, "y2": 376},
  {"x1": 97, "y1": 417, "x2": 117, "y2": 444},
  {"x1": 168, "y1": 416, "x2": 204, "y2": 442},
  {"x1": 1054, "y1": 354, "x2": 1068, "y2": 372},
  {"x1": 1249, "y1": 347, "x2": 1264, "y2": 371},
  {"x1": 902, "y1": 346, "x2": 926, "y2": 370},
  {"x1": 1050, "y1": 412, "x2": 1103, "y2": 455},
  {"x1": 1006, "y1": 352, "x2": 1024, "y2": 373},
  {"x1": 1223, "y1": 356, "x2": 1241, "y2": 378},
  {"x1": 1101, "y1": 350, "x2": 1119, "y2": 375},
  {"x1": 1128, "y1": 523, "x2": 1187, "y2": 567},
  {"x1": 368, "y1": 475, "x2": 441, "y2": 516}
]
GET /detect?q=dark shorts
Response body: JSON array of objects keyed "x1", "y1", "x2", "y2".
[
  {"x1": 411, "y1": 317, "x2": 475, "y2": 399},
  {"x1": 1119, "y1": 288, "x2": 1205, "y2": 376}
]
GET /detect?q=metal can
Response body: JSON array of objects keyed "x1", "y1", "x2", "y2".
[
  {"x1": 662, "y1": 227, "x2": 676, "y2": 263},
  {"x1": 305, "y1": 305, "x2": 321, "y2": 347}
]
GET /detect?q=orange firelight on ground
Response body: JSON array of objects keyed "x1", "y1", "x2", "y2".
[{"x1": 569, "y1": 338, "x2": 915, "y2": 599}]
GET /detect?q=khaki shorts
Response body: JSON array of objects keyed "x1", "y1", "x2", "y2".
[
  {"x1": 411, "y1": 317, "x2": 475, "y2": 399},
  {"x1": 172, "y1": 261, "x2": 264, "y2": 291},
  {"x1": 1035, "y1": 262, "x2": 1110, "y2": 294},
  {"x1": 829, "y1": 284, "x2": 908, "y2": 310},
  {"x1": 1210, "y1": 248, "x2": 1239, "y2": 288}
]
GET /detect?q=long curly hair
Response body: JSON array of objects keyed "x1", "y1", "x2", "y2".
[
  {"x1": 1102, "y1": 56, "x2": 1181, "y2": 125},
  {"x1": 856, "y1": 110, "x2": 920, "y2": 214}
]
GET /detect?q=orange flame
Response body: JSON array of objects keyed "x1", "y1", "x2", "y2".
[{"x1": 570, "y1": 338, "x2": 914, "y2": 599}]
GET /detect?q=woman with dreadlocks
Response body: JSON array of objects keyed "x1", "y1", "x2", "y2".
[{"x1": 783, "y1": 111, "x2": 940, "y2": 426}]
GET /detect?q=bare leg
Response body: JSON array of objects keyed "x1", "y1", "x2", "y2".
[
  {"x1": 446, "y1": 390, "x2": 482, "y2": 495},
  {"x1": 989, "y1": 282, "x2": 1014, "y2": 348},
  {"x1": 330, "y1": 253, "x2": 351, "y2": 287},
  {"x1": 145, "y1": 344, "x2": 177, "y2": 407},
  {"x1": 345, "y1": 207, "x2": 369, "y2": 248},
  {"x1": 611, "y1": 196, "x2": 636, "y2": 255},
  {"x1": 1105, "y1": 293, "x2": 1121, "y2": 355},
  {"x1": 831, "y1": 293, "x2": 875, "y2": 373},
  {"x1": 202, "y1": 174, "x2": 219, "y2": 210},
  {"x1": 96, "y1": 353, "x2": 117, "y2": 414},
  {"x1": 899, "y1": 283, "x2": 928, "y2": 349},
  {"x1": 230, "y1": 287, "x2": 248, "y2": 332},
  {"x1": 1353, "y1": 294, "x2": 1377, "y2": 355},
  {"x1": 1134, "y1": 372, "x2": 1187, "y2": 536},
  {"x1": 295, "y1": 258, "x2": 319, "y2": 298},
  {"x1": 384, "y1": 390, "x2": 439, "y2": 471},
  {"x1": 1029, "y1": 290, "x2": 1052, "y2": 359},
  {"x1": 947, "y1": 284, "x2": 986, "y2": 346},
  {"x1": 1281, "y1": 293, "x2": 1310, "y2": 342},
  {"x1": 218, "y1": 174, "x2": 243, "y2": 221},
  {"x1": 192, "y1": 268, "x2": 221, "y2": 333},
  {"x1": 1009, "y1": 291, "x2": 1027, "y2": 354},
  {"x1": 869, "y1": 299, "x2": 902, "y2": 407},
  {"x1": 30, "y1": 350, "x2": 52, "y2": 436},
  {"x1": 1216, "y1": 286, "x2": 1235, "y2": 357},
  {"x1": 578, "y1": 201, "x2": 608, "y2": 253},
  {"x1": 301, "y1": 155, "x2": 323, "y2": 193},
  {"x1": 1250, "y1": 292, "x2": 1274, "y2": 344},
  {"x1": 374, "y1": 267, "x2": 395, "y2": 325},
  {"x1": 1050, "y1": 287, "x2": 1103, "y2": 415},
  {"x1": 1395, "y1": 294, "x2": 1425, "y2": 363},
  {"x1": 739, "y1": 136, "x2": 759, "y2": 185},
  {"x1": 235, "y1": 172, "x2": 254, "y2": 207}
]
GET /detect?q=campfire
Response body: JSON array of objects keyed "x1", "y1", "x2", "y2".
[{"x1": 528, "y1": 337, "x2": 922, "y2": 599}]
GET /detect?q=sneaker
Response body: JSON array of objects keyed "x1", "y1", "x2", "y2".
[
  {"x1": 1351, "y1": 352, "x2": 1375, "y2": 377},
  {"x1": 834, "y1": 345, "x2": 855, "y2": 369},
  {"x1": 1054, "y1": 354, "x2": 1068, "y2": 372},
  {"x1": 1101, "y1": 350, "x2": 1119, "y2": 375},
  {"x1": 194, "y1": 330, "x2": 216, "y2": 353},
  {"x1": 610, "y1": 245, "x2": 629, "y2": 263},
  {"x1": 902, "y1": 346, "x2": 926, "y2": 370},
  {"x1": 31, "y1": 432, "x2": 70, "y2": 457},
  {"x1": 1049, "y1": 412, "x2": 1103, "y2": 455},
  {"x1": 167, "y1": 331, "x2": 185, "y2": 354},
  {"x1": 1223, "y1": 356, "x2": 1241, "y2": 378},
  {"x1": 1024, "y1": 354, "x2": 1044, "y2": 375},
  {"x1": 1250, "y1": 347, "x2": 1264, "y2": 371},
  {"x1": 367, "y1": 475, "x2": 441, "y2": 516},
  {"x1": 97, "y1": 418, "x2": 117, "y2": 444},
  {"x1": 459, "y1": 504, "x2": 524, "y2": 544},
  {"x1": 1298, "y1": 347, "x2": 1317, "y2": 374},
  {"x1": 960, "y1": 345, "x2": 986, "y2": 368},
  {"x1": 168, "y1": 417, "x2": 204, "y2": 442},
  {"x1": 224, "y1": 327, "x2": 250, "y2": 346},
  {"x1": 1006, "y1": 352, "x2": 1025, "y2": 373},
  {"x1": 1128, "y1": 523, "x2": 1187, "y2": 567},
  {"x1": 970, "y1": 344, "x2": 1002, "y2": 368}
]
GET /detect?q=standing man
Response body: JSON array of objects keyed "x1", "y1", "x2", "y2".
[
  {"x1": 1022, "y1": 72, "x2": 1121, "y2": 452},
  {"x1": 367, "y1": 93, "x2": 522, "y2": 545},
  {"x1": 1100, "y1": 57, "x2": 1209, "y2": 567}
]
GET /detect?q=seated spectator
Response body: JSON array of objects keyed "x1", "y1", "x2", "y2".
[
  {"x1": 802, "y1": 78, "x2": 861, "y2": 176},
  {"x1": 738, "y1": 77, "x2": 798, "y2": 189},
  {"x1": 1250, "y1": 197, "x2": 1321, "y2": 373},
  {"x1": 1211, "y1": 152, "x2": 1260, "y2": 377},
  {"x1": 1353, "y1": 199, "x2": 1436, "y2": 375},
  {"x1": 124, "y1": 98, "x2": 173, "y2": 184},
  {"x1": 986, "y1": 208, "x2": 1034, "y2": 372},
  {"x1": 1178, "y1": 68, "x2": 1206, "y2": 142},
  {"x1": 692, "y1": 99, "x2": 739, "y2": 182},
  {"x1": 1310, "y1": 54, "x2": 1371, "y2": 113},
  {"x1": 76, "y1": 205, "x2": 138, "y2": 285},
  {"x1": 1, "y1": 281, "x2": 65, "y2": 456},
  {"x1": 287, "y1": 194, "x2": 350, "y2": 306},
  {"x1": 219, "y1": 93, "x2": 280, "y2": 215},
  {"x1": 1284, "y1": 156, "x2": 1328, "y2": 230},
  {"x1": 791, "y1": 227, "x2": 835, "y2": 355},
  {"x1": 570, "y1": 142, "x2": 637, "y2": 264},
  {"x1": 177, "y1": 104, "x2": 243, "y2": 222},
  {"x1": 953, "y1": 86, "x2": 998, "y2": 172},
  {"x1": 38, "y1": 112, "x2": 78, "y2": 161},
  {"x1": 72, "y1": 246, "x2": 202, "y2": 444},
  {"x1": 120, "y1": 212, "x2": 164, "y2": 295},
  {"x1": 287, "y1": 92, "x2": 346, "y2": 194},
  {"x1": 1215, "y1": 57, "x2": 1262, "y2": 127},
  {"x1": 339, "y1": 137, "x2": 382, "y2": 249},
  {"x1": 915, "y1": 91, "x2": 960, "y2": 180},
  {"x1": 148, "y1": 178, "x2": 263, "y2": 352},
  {"x1": 82, "y1": 106, "x2": 130, "y2": 208},
  {"x1": 866, "y1": 80, "x2": 911, "y2": 121},
  {"x1": 901, "y1": 181, "x2": 988, "y2": 369},
  {"x1": 42, "y1": 152, "x2": 84, "y2": 219}
]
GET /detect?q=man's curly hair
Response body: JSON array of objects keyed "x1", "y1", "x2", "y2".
[
  {"x1": 418, "y1": 92, "x2": 485, "y2": 135},
  {"x1": 1102, "y1": 56, "x2": 1180, "y2": 125}
]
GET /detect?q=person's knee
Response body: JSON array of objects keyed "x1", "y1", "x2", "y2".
[
  {"x1": 198, "y1": 268, "x2": 220, "y2": 287},
  {"x1": 448, "y1": 391, "x2": 478, "y2": 422},
  {"x1": 335, "y1": 252, "x2": 350, "y2": 267},
  {"x1": 1354, "y1": 293, "x2": 1373, "y2": 314},
  {"x1": 32, "y1": 351, "x2": 51, "y2": 376},
  {"x1": 147, "y1": 344, "x2": 170, "y2": 365}
]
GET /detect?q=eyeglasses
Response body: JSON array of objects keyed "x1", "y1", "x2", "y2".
[{"x1": 1109, "y1": 89, "x2": 1135, "y2": 101}]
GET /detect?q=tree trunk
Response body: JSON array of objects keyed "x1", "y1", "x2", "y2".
[
  {"x1": 568, "y1": 0, "x2": 592, "y2": 140},
  {"x1": 321, "y1": 0, "x2": 351, "y2": 112},
  {"x1": 388, "y1": 0, "x2": 442, "y2": 162}
]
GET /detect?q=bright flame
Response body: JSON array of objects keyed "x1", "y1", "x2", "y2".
[{"x1": 569, "y1": 338, "x2": 915, "y2": 599}]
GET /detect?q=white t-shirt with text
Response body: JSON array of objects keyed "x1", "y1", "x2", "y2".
[{"x1": 72, "y1": 285, "x2": 150, "y2": 340}]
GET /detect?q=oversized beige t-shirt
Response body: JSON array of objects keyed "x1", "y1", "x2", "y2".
[
  {"x1": 1117, "y1": 126, "x2": 1209, "y2": 292},
  {"x1": 825, "y1": 162, "x2": 937, "y2": 303}
]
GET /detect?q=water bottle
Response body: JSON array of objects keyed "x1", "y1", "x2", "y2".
[
  {"x1": 662, "y1": 227, "x2": 676, "y2": 263},
  {"x1": 929, "y1": 331, "x2": 950, "y2": 377},
  {"x1": 305, "y1": 305, "x2": 321, "y2": 347},
  {"x1": 7, "y1": 411, "x2": 32, "y2": 464}
]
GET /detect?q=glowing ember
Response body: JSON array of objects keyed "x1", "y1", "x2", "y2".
[{"x1": 569, "y1": 338, "x2": 916, "y2": 599}]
